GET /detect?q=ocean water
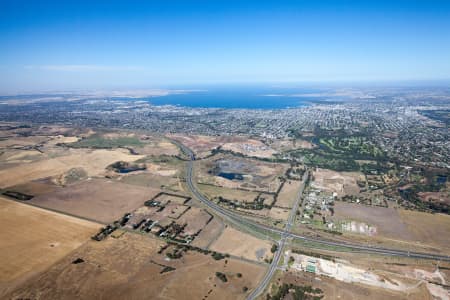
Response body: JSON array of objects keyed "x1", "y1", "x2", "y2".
[{"x1": 147, "y1": 87, "x2": 323, "y2": 109}]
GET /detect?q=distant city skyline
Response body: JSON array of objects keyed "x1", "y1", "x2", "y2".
[{"x1": 1, "y1": 0, "x2": 450, "y2": 92}]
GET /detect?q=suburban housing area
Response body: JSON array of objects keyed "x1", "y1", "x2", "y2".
[{"x1": 0, "y1": 87, "x2": 449, "y2": 299}]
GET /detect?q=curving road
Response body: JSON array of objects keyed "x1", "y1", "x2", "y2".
[
  {"x1": 247, "y1": 169, "x2": 309, "y2": 299},
  {"x1": 172, "y1": 139, "x2": 450, "y2": 299},
  {"x1": 175, "y1": 140, "x2": 450, "y2": 262}
]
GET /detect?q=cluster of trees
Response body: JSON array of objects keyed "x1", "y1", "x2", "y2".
[
  {"x1": 271, "y1": 244, "x2": 278, "y2": 253},
  {"x1": 267, "y1": 283, "x2": 323, "y2": 300},
  {"x1": 215, "y1": 272, "x2": 228, "y2": 283}
]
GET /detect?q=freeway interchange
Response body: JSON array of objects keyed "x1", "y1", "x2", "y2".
[{"x1": 173, "y1": 139, "x2": 450, "y2": 299}]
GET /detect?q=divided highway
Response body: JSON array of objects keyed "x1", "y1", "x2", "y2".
[
  {"x1": 172, "y1": 139, "x2": 450, "y2": 298},
  {"x1": 247, "y1": 168, "x2": 309, "y2": 299}
]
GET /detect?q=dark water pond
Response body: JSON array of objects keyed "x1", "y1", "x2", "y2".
[{"x1": 217, "y1": 172, "x2": 244, "y2": 180}]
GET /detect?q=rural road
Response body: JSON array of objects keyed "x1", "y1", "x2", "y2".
[
  {"x1": 171, "y1": 139, "x2": 450, "y2": 297},
  {"x1": 173, "y1": 139, "x2": 450, "y2": 260},
  {"x1": 247, "y1": 169, "x2": 309, "y2": 300}
]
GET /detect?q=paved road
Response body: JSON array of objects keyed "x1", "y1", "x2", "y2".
[
  {"x1": 174, "y1": 139, "x2": 450, "y2": 263},
  {"x1": 247, "y1": 170, "x2": 309, "y2": 300}
]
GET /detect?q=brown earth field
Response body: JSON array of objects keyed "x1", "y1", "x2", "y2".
[
  {"x1": 171, "y1": 134, "x2": 277, "y2": 159},
  {"x1": 0, "y1": 135, "x2": 50, "y2": 148},
  {"x1": 418, "y1": 191, "x2": 450, "y2": 206},
  {"x1": 0, "y1": 148, "x2": 144, "y2": 188},
  {"x1": 152, "y1": 192, "x2": 190, "y2": 205},
  {"x1": 210, "y1": 226, "x2": 272, "y2": 262},
  {"x1": 221, "y1": 139, "x2": 277, "y2": 158},
  {"x1": 133, "y1": 138, "x2": 180, "y2": 156},
  {"x1": 269, "y1": 138, "x2": 316, "y2": 152},
  {"x1": 0, "y1": 149, "x2": 45, "y2": 167},
  {"x1": 311, "y1": 168, "x2": 362, "y2": 196},
  {"x1": 169, "y1": 134, "x2": 246, "y2": 157},
  {"x1": 268, "y1": 206, "x2": 290, "y2": 221},
  {"x1": 198, "y1": 183, "x2": 261, "y2": 202},
  {"x1": 177, "y1": 207, "x2": 213, "y2": 235},
  {"x1": 117, "y1": 172, "x2": 182, "y2": 192},
  {"x1": 5, "y1": 233, "x2": 265, "y2": 300},
  {"x1": 192, "y1": 217, "x2": 225, "y2": 249},
  {"x1": 286, "y1": 242, "x2": 450, "y2": 299},
  {"x1": 29, "y1": 178, "x2": 160, "y2": 223},
  {"x1": 332, "y1": 201, "x2": 415, "y2": 240},
  {"x1": 399, "y1": 209, "x2": 450, "y2": 252},
  {"x1": 275, "y1": 179, "x2": 302, "y2": 208},
  {"x1": 162, "y1": 203, "x2": 189, "y2": 219},
  {"x1": 196, "y1": 155, "x2": 287, "y2": 192},
  {"x1": 0, "y1": 197, "x2": 99, "y2": 298},
  {"x1": 275, "y1": 270, "x2": 433, "y2": 300},
  {"x1": 144, "y1": 161, "x2": 179, "y2": 176},
  {"x1": 3, "y1": 179, "x2": 62, "y2": 197},
  {"x1": 333, "y1": 201, "x2": 450, "y2": 253}
]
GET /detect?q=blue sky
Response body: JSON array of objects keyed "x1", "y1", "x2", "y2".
[{"x1": 1, "y1": 0, "x2": 450, "y2": 92}]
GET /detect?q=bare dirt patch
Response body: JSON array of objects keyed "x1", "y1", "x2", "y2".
[
  {"x1": 221, "y1": 139, "x2": 277, "y2": 158},
  {"x1": 0, "y1": 197, "x2": 99, "y2": 298},
  {"x1": 145, "y1": 162, "x2": 179, "y2": 176},
  {"x1": 192, "y1": 217, "x2": 225, "y2": 248},
  {"x1": 134, "y1": 140, "x2": 180, "y2": 156},
  {"x1": 311, "y1": 168, "x2": 362, "y2": 196},
  {"x1": 197, "y1": 155, "x2": 287, "y2": 192},
  {"x1": 177, "y1": 207, "x2": 213, "y2": 235},
  {"x1": 399, "y1": 209, "x2": 450, "y2": 252},
  {"x1": 277, "y1": 270, "x2": 430, "y2": 300},
  {"x1": 332, "y1": 202, "x2": 415, "y2": 240},
  {"x1": 210, "y1": 226, "x2": 272, "y2": 262},
  {"x1": 276, "y1": 180, "x2": 302, "y2": 208},
  {"x1": 268, "y1": 206, "x2": 290, "y2": 221},
  {"x1": 333, "y1": 202, "x2": 450, "y2": 253},
  {"x1": 118, "y1": 173, "x2": 182, "y2": 192}
]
